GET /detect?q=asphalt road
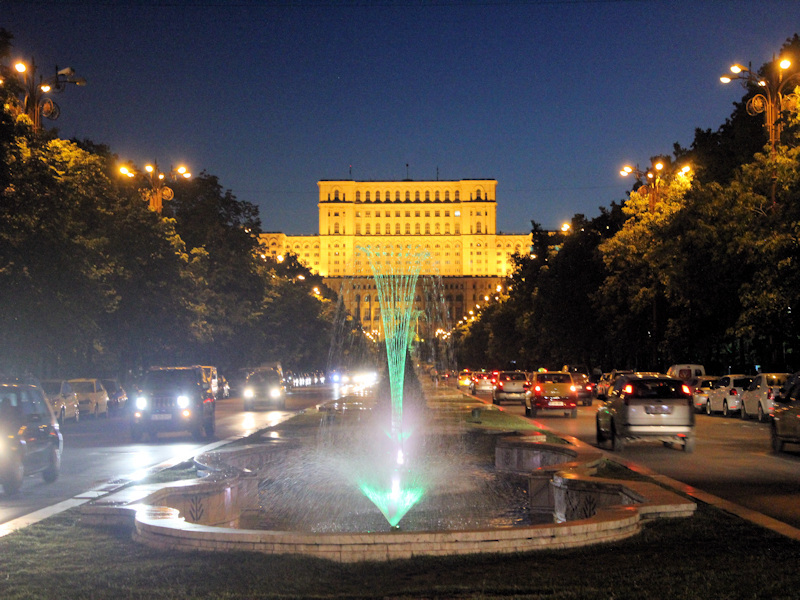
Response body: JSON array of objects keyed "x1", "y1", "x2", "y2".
[
  {"x1": 0, "y1": 384, "x2": 339, "y2": 529},
  {"x1": 480, "y1": 388, "x2": 800, "y2": 530}
]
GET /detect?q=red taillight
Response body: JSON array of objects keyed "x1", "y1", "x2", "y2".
[
  {"x1": 623, "y1": 384, "x2": 633, "y2": 394},
  {"x1": 682, "y1": 384, "x2": 691, "y2": 395},
  {"x1": 585, "y1": 385, "x2": 592, "y2": 392},
  {"x1": 768, "y1": 389, "x2": 774, "y2": 400},
  {"x1": 534, "y1": 384, "x2": 542, "y2": 396},
  {"x1": 729, "y1": 389, "x2": 737, "y2": 395},
  {"x1": 497, "y1": 381, "x2": 504, "y2": 389},
  {"x1": 523, "y1": 382, "x2": 531, "y2": 389}
]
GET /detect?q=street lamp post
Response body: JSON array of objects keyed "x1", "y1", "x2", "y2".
[
  {"x1": 119, "y1": 160, "x2": 191, "y2": 213},
  {"x1": 720, "y1": 56, "x2": 800, "y2": 204},
  {"x1": 620, "y1": 160, "x2": 691, "y2": 212},
  {"x1": 3, "y1": 57, "x2": 86, "y2": 132}
]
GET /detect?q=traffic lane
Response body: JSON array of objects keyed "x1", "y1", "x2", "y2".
[
  {"x1": 499, "y1": 397, "x2": 800, "y2": 529},
  {"x1": 0, "y1": 385, "x2": 335, "y2": 526}
]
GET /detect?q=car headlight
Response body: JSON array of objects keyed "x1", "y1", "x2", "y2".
[
  {"x1": 177, "y1": 395, "x2": 190, "y2": 409},
  {"x1": 243, "y1": 388, "x2": 255, "y2": 399},
  {"x1": 135, "y1": 396, "x2": 148, "y2": 411},
  {"x1": 269, "y1": 387, "x2": 282, "y2": 399}
]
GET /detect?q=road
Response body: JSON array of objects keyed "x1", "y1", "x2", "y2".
[
  {"x1": 4, "y1": 381, "x2": 800, "y2": 534},
  {"x1": 477, "y1": 388, "x2": 800, "y2": 529},
  {"x1": 0, "y1": 384, "x2": 338, "y2": 529}
]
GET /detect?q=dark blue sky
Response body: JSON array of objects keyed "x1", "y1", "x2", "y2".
[{"x1": 3, "y1": 0, "x2": 799, "y2": 234}]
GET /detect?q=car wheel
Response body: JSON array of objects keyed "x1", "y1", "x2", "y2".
[
  {"x1": 243, "y1": 401, "x2": 253, "y2": 412},
  {"x1": 74, "y1": 409, "x2": 80, "y2": 424},
  {"x1": 530, "y1": 407, "x2": 538, "y2": 418},
  {"x1": 42, "y1": 446, "x2": 60, "y2": 483},
  {"x1": 570, "y1": 408, "x2": 578, "y2": 418},
  {"x1": 705, "y1": 400, "x2": 712, "y2": 416},
  {"x1": 2, "y1": 454, "x2": 24, "y2": 495},
  {"x1": 741, "y1": 401, "x2": 749, "y2": 420},
  {"x1": 683, "y1": 435, "x2": 696, "y2": 454},
  {"x1": 612, "y1": 424, "x2": 625, "y2": 452},
  {"x1": 596, "y1": 417, "x2": 607, "y2": 445},
  {"x1": 131, "y1": 425, "x2": 143, "y2": 442},
  {"x1": 524, "y1": 404, "x2": 531, "y2": 417},
  {"x1": 492, "y1": 394, "x2": 498, "y2": 405},
  {"x1": 771, "y1": 424, "x2": 784, "y2": 454},
  {"x1": 757, "y1": 403, "x2": 766, "y2": 423},
  {"x1": 191, "y1": 424, "x2": 207, "y2": 441},
  {"x1": 93, "y1": 404, "x2": 99, "y2": 419},
  {"x1": 58, "y1": 408, "x2": 65, "y2": 428},
  {"x1": 204, "y1": 414, "x2": 215, "y2": 438},
  {"x1": 147, "y1": 429, "x2": 158, "y2": 442},
  {"x1": 723, "y1": 401, "x2": 730, "y2": 418}
]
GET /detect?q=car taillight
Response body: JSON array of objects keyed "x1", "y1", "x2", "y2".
[
  {"x1": 768, "y1": 388, "x2": 774, "y2": 400},
  {"x1": 534, "y1": 385, "x2": 542, "y2": 396},
  {"x1": 497, "y1": 381, "x2": 504, "y2": 389},
  {"x1": 729, "y1": 389, "x2": 737, "y2": 395},
  {"x1": 681, "y1": 384, "x2": 691, "y2": 395}
]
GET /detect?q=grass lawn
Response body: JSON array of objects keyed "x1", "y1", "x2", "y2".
[{"x1": 0, "y1": 500, "x2": 797, "y2": 599}]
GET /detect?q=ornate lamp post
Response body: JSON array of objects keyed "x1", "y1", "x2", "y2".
[
  {"x1": 720, "y1": 56, "x2": 800, "y2": 204},
  {"x1": 620, "y1": 160, "x2": 691, "y2": 212},
  {"x1": 119, "y1": 161, "x2": 191, "y2": 213},
  {"x1": 3, "y1": 58, "x2": 86, "y2": 132}
]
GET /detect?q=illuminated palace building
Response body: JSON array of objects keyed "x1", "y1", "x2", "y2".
[{"x1": 260, "y1": 179, "x2": 531, "y2": 337}]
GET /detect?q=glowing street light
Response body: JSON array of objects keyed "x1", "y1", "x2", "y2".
[
  {"x1": 119, "y1": 160, "x2": 192, "y2": 213},
  {"x1": 2, "y1": 58, "x2": 86, "y2": 132},
  {"x1": 720, "y1": 55, "x2": 800, "y2": 204},
  {"x1": 619, "y1": 159, "x2": 691, "y2": 212}
]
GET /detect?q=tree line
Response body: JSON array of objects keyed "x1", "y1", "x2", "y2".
[
  {"x1": 457, "y1": 35, "x2": 800, "y2": 376},
  {"x1": 0, "y1": 30, "x2": 365, "y2": 381}
]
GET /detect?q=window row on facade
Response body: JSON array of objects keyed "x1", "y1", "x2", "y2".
[{"x1": 326, "y1": 188, "x2": 491, "y2": 202}]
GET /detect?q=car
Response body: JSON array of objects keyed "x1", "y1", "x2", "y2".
[
  {"x1": 131, "y1": 366, "x2": 216, "y2": 441},
  {"x1": 40, "y1": 379, "x2": 80, "y2": 425},
  {"x1": 705, "y1": 374, "x2": 752, "y2": 417},
  {"x1": 491, "y1": 371, "x2": 530, "y2": 405},
  {"x1": 571, "y1": 373, "x2": 595, "y2": 406},
  {"x1": 0, "y1": 377, "x2": 63, "y2": 494},
  {"x1": 740, "y1": 372, "x2": 789, "y2": 422},
  {"x1": 688, "y1": 376, "x2": 719, "y2": 413},
  {"x1": 771, "y1": 378, "x2": 800, "y2": 453},
  {"x1": 666, "y1": 364, "x2": 706, "y2": 382},
  {"x1": 68, "y1": 378, "x2": 109, "y2": 418},
  {"x1": 525, "y1": 371, "x2": 578, "y2": 418},
  {"x1": 595, "y1": 370, "x2": 634, "y2": 399},
  {"x1": 596, "y1": 374, "x2": 696, "y2": 452},
  {"x1": 101, "y1": 378, "x2": 127, "y2": 413},
  {"x1": 469, "y1": 371, "x2": 495, "y2": 394},
  {"x1": 457, "y1": 370, "x2": 473, "y2": 388},
  {"x1": 242, "y1": 368, "x2": 286, "y2": 410}
]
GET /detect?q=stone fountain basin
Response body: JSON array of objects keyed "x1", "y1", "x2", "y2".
[{"x1": 82, "y1": 427, "x2": 695, "y2": 562}]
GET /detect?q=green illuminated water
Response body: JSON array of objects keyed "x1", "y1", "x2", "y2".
[{"x1": 357, "y1": 244, "x2": 428, "y2": 526}]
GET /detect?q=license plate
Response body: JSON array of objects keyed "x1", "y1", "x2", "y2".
[
  {"x1": 645, "y1": 405, "x2": 672, "y2": 415},
  {"x1": 151, "y1": 413, "x2": 172, "y2": 421},
  {"x1": 550, "y1": 401, "x2": 564, "y2": 407}
]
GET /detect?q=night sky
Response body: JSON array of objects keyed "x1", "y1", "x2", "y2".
[{"x1": 3, "y1": 0, "x2": 799, "y2": 234}]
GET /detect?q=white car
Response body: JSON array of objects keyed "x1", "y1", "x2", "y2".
[
  {"x1": 705, "y1": 375, "x2": 752, "y2": 417},
  {"x1": 68, "y1": 378, "x2": 110, "y2": 418},
  {"x1": 740, "y1": 373, "x2": 789, "y2": 422},
  {"x1": 689, "y1": 376, "x2": 718, "y2": 412},
  {"x1": 41, "y1": 379, "x2": 80, "y2": 425}
]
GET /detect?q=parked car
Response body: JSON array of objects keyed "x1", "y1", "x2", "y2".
[
  {"x1": 68, "y1": 378, "x2": 109, "y2": 418},
  {"x1": 571, "y1": 373, "x2": 595, "y2": 406},
  {"x1": 101, "y1": 379, "x2": 127, "y2": 413},
  {"x1": 491, "y1": 371, "x2": 530, "y2": 405},
  {"x1": 469, "y1": 372, "x2": 495, "y2": 394},
  {"x1": 0, "y1": 377, "x2": 63, "y2": 494},
  {"x1": 771, "y1": 379, "x2": 800, "y2": 453},
  {"x1": 740, "y1": 372, "x2": 789, "y2": 422},
  {"x1": 525, "y1": 371, "x2": 578, "y2": 418},
  {"x1": 596, "y1": 374, "x2": 696, "y2": 452},
  {"x1": 242, "y1": 368, "x2": 286, "y2": 411},
  {"x1": 705, "y1": 375, "x2": 752, "y2": 417},
  {"x1": 688, "y1": 376, "x2": 719, "y2": 413},
  {"x1": 131, "y1": 366, "x2": 216, "y2": 441},
  {"x1": 40, "y1": 379, "x2": 80, "y2": 425}
]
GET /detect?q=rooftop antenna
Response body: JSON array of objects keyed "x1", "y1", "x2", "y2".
[
  {"x1": 406, "y1": 163, "x2": 409, "y2": 180},
  {"x1": 349, "y1": 164, "x2": 352, "y2": 179},
  {"x1": 436, "y1": 166, "x2": 439, "y2": 181}
]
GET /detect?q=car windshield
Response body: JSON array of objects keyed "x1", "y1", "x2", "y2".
[
  {"x1": 102, "y1": 379, "x2": 119, "y2": 393},
  {"x1": 629, "y1": 379, "x2": 687, "y2": 399},
  {"x1": 145, "y1": 370, "x2": 199, "y2": 388},
  {"x1": 765, "y1": 375, "x2": 786, "y2": 386},
  {"x1": 501, "y1": 373, "x2": 527, "y2": 381},
  {"x1": 41, "y1": 381, "x2": 61, "y2": 395},
  {"x1": 71, "y1": 381, "x2": 95, "y2": 394},
  {"x1": 539, "y1": 373, "x2": 571, "y2": 384},
  {"x1": 247, "y1": 371, "x2": 281, "y2": 385}
]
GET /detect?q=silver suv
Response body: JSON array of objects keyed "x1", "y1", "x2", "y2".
[{"x1": 596, "y1": 374, "x2": 696, "y2": 453}]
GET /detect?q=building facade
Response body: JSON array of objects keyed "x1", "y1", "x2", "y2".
[{"x1": 260, "y1": 179, "x2": 531, "y2": 336}]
